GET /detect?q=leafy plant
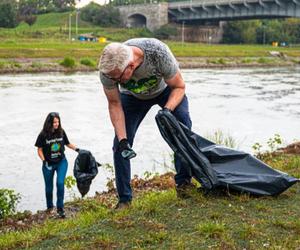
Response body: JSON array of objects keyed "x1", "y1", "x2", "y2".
[
  {"x1": 65, "y1": 175, "x2": 76, "y2": 189},
  {"x1": 195, "y1": 221, "x2": 226, "y2": 238},
  {"x1": 153, "y1": 24, "x2": 177, "y2": 40},
  {"x1": 252, "y1": 134, "x2": 282, "y2": 157},
  {"x1": 252, "y1": 142, "x2": 263, "y2": 156},
  {"x1": 267, "y1": 133, "x2": 282, "y2": 152},
  {"x1": 60, "y1": 56, "x2": 75, "y2": 68},
  {"x1": 0, "y1": 189, "x2": 21, "y2": 219},
  {"x1": 64, "y1": 176, "x2": 77, "y2": 199},
  {"x1": 80, "y1": 57, "x2": 96, "y2": 67}
]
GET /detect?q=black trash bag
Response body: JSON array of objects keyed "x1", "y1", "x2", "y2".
[
  {"x1": 73, "y1": 149, "x2": 100, "y2": 197},
  {"x1": 155, "y1": 109, "x2": 299, "y2": 196}
]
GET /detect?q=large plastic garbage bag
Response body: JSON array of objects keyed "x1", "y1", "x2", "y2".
[
  {"x1": 73, "y1": 149, "x2": 100, "y2": 197},
  {"x1": 155, "y1": 109, "x2": 298, "y2": 196}
]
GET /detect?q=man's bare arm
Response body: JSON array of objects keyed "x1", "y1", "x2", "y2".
[
  {"x1": 103, "y1": 86, "x2": 127, "y2": 140},
  {"x1": 164, "y1": 71, "x2": 186, "y2": 111}
]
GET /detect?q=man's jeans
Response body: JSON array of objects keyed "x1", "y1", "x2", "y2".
[
  {"x1": 113, "y1": 86, "x2": 192, "y2": 202},
  {"x1": 42, "y1": 158, "x2": 68, "y2": 209}
]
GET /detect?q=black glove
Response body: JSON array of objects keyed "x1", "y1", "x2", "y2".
[
  {"x1": 118, "y1": 138, "x2": 136, "y2": 160},
  {"x1": 75, "y1": 148, "x2": 80, "y2": 153},
  {"x1": 162, "y1": 107, "x2": 172, "y2": 113}
]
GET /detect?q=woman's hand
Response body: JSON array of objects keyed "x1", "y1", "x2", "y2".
[{"x1": 43, "y1": 160, "x2": 49, "y2": 167}]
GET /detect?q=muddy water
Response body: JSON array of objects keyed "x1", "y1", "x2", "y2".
[{"x1": 0, "y1": 67, "x2": 299, "y2": 212}]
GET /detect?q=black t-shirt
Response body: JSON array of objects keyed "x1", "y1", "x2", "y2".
[{"x1": 35, "y1": 130, "x2": 70, "y2": 164}]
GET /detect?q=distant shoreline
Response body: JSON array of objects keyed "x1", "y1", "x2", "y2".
[{"x1": 0, "y1": 56, "x2": 299, "y2": 75}]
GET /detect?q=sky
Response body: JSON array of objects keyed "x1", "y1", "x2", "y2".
[{"x1": 76, "y1": 0, "x2": 106, "y2": 8}]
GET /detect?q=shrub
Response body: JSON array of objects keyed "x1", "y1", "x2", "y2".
[
  {"x1": 0, "y1": 61, "x2": 6, "y2": 69},
  {"x1": 257, "y1": 57, "x2": 274, "y2": 64},
  {"x1": 60, "y1": 57, "x2": 76, "y2": 68},
  {"x1": 80, "y1": 3, "x2": 121, "y2": 27},
  {"x1": 153, "y1": 24, "x2": 177, "y2": 40},
  {"x1": 11, "y1": 61, "x2": 21, "y2": 68},
  {"x1": 0, "y1": 189, "x2": 21, "y2": 219},
  {"x1": 80, "y1": 57, "x2": 96, "y2": 67}
]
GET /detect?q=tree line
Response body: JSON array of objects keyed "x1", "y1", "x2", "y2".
[
  {"x1": 0, "y1": 0, "x2": 76, "y2": 28},
  {"x1": 223, "y1": 19, "x2": 300, "y2": 45}
]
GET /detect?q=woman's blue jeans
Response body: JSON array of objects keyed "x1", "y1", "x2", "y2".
[
  {"x1": 113, "y1": 86, "x2": 192, "y2": 203},
  {"x1": 42, "y1": 158, "x2": 68, "y2": 209}
]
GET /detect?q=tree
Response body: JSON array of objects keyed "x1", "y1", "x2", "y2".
[
  {"x1": 80, "y1": 2, "x2": 121, "y2": 27},
  {"x1": 222, "y1": 20, "x2": 261, "y2": 44},
  {"x1": 24, "y1": 15, "x2": 37, "y2": 26},
  {"x1": 18, "y1": 0, "x2": 39, "y2": 16},
  {"x1": 0, "y1": 0, "x2": 18, "y2": 28},
  {"x1": 52, "y1": 0, "x2": 75, "y2": 11}
]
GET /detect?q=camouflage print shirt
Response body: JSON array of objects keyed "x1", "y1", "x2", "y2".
[{"x1": 100, "y1": 38, "x2": 179, "y2": 100}]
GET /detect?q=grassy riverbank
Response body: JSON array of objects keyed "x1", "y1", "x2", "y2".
[
  {"x1": 1, "y1": 39, "x2": 300, "y2": 59},
  {"x1": 0, "y1": 40, "x2": 299, "y2": 74},
  {"x1": 0, "y1": 151, "x2": 300, "y2": 249},
  {"x1": 1, "y1": 12, "x2": 300, "y2": 73}
]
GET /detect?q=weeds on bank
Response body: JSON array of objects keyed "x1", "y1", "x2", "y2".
[
  {"x1": 59, "y1": 57, "x2": 76, "y2": 68},
  {"x1": 80, "y1": 57, "x2": 96, "y2": 67},
  {"x1": 257, "y1": 57, "x2": 275, "y2": 64},
  {"x1": 1, "y1": 133, "x2": 300, "y2": 249},
  {"x1": 206, "y1": 129, "x2": 237, "y2": 148},
  {"x1": 207, "y1": 58, "x2": 227, "y2": 65}
]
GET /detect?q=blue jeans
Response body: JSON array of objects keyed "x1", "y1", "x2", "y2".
[
  {"x1": 42, "y1": 158, "x2": 68, "y2": 209},
  {"x1": 113, "y1": 86, "x2": 192, "y2": 202}
]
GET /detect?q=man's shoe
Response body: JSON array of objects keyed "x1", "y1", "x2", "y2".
[
  {"x1": 57, "y1": 208, "x2": 66, "y2": 218},
  {"x1": 176, "y1": 181, "x2": 196, "y2": 199},
  {"x1": 114, "y1": 201, "x2": 131, "y2": 210}
]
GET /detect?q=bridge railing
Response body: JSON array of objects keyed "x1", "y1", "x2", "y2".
[
  {"x1": 112, "y1": 0, "x2": 166, "y2": 6},
  {"x1": 168, "y1": 0, "x2": 260, "y2": 5},
  {"x1": 113, "y1": 0, "x2": 256, "y2": 6},
  {"x1": 113, "y1": 0, "x2": 275, "y2": 6}
]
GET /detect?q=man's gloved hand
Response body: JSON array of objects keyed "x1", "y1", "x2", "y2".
[
  {"x1": 162, "y1": 107, "x2": 172, "y2": 113},
  {"x1": 118, "y1": 138, "x2": 136, "y2": 160}
]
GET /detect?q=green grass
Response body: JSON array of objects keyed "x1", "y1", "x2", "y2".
[
  {"x1": 0, "y1": 153, "x2": 299, "y2": 249},
  {"x1": 60, "y1": 56, "x2": 76, "y2": 68},
  {"x1": 80, "y1": 57, "x2": 96, "y2": 67},
  {"x1": 0, "y1": 12, "x2": 300, "y2": 61},
  {"x1": 0, "y1": 39, "x2": 299, "y2": 60}
]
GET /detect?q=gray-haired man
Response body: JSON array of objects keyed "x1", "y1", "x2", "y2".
[{"x1": 99, "y1": 38, "x2": 193, "y2": 209}]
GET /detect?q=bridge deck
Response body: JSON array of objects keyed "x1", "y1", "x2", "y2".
[{"x1": 168, "y1": 0, "x2": 300, "y2": 21}]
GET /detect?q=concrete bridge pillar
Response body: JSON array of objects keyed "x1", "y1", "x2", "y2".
[{"x1": 117, "y1": 3, "x2": 168, "y2": 31}]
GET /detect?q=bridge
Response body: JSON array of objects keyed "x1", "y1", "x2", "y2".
[
  {"x1": 117, "y1": 0, "x2": 300, "y2": 42},
  {"x1": 168, "y1": 0, "x2": 300, "y2": 23},
  {"x1": 117, "y1": 0, "x2": 300, "y2": 30}
]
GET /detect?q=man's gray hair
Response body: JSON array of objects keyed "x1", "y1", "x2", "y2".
[{"x1": 99, "y1": 43, "x2": 133, "y2": 74}]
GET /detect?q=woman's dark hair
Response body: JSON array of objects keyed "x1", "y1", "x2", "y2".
[{"x1": 41, "y1": 112, "x2": 63, "y2": 138}]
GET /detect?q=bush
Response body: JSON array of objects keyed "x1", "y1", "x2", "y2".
[
  {"x1": 153, "y1": 25, "x2": 177, "y2": 40},
  {"x1": 80, "y1": 57, "x2": 96, "y2": 67},
  {"x1": 0, "y1": 189, "x2": 21, "y2": 219},
  {"x1": 257, "y1": 57, "x2": 274, "y2": 64},
  {"x1": 80, "y1": 2, "x2": 121, "y2": 27},
  {"x1": 60, "y1": 57, "x2": 76, "y2": 68}
]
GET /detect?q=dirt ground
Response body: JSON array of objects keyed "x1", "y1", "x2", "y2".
[{"x1": 279, "y1": 141, "x2": 300, "y2": 155}]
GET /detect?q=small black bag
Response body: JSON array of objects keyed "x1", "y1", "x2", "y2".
[{"x1": 73, "y1": 149, "x2": 100, "y2": 197}]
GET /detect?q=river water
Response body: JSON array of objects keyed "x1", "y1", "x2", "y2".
[{"x1": 0, "y1": 67, "x2": 299, "y2": 212}]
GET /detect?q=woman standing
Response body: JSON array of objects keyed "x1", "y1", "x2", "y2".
[{"x1": 35, "y1": 112, "x2": 79, "y2": 218}]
